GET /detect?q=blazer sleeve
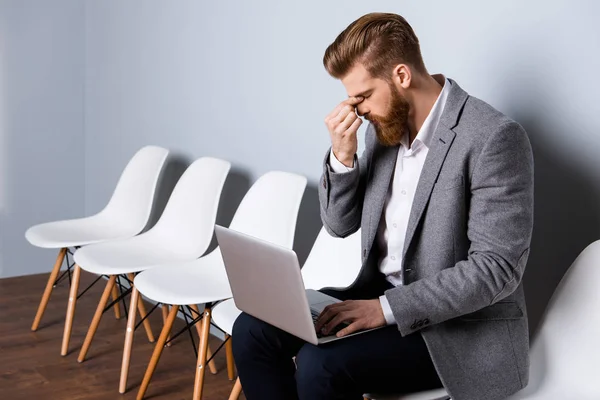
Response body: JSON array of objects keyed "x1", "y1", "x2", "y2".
[
  {"x1": 384, "y1": 121, "x2": 534, "y2": 335},
  {"x1": 318, "y1": 124, "x2": 376, "y2": 238}
]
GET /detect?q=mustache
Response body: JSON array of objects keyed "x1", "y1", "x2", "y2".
[{"x1": 365, "y1": 114, "x2": 387, "y2": 127}]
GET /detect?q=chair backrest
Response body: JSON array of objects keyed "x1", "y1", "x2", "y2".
[
  {"x1": 229, "y1": 171, "x2": 307, "y2": 248},
  {"x1": 146, "y1": 157, "x2": 231, "y2": 258},
  {"x1": 301, "y1": 228, "x2": 362, "y2": 290},
  {"x1": 515, "y1": 240, "x2": 600, "y2": 398},
  {"x1": 99, "y1": 146, "x2": 169, "y2": 234}
]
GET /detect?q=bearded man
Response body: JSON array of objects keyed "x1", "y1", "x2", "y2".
[{"x1": 232, "y1": 12, "x2": 534, "y2": 400}]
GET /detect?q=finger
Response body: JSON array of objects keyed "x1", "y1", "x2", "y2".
[
  {"x1": 323, "y1": 311, "x2": 354, "y2": 335},
  {"x1": 314, "y1": 309, "x2": 336, "y2": 332},
  {"x1": 320, "y1": 300, "x2": 357, "y2": 334},
  {"x1": 330, "y1": 96, "x2": 363, "y2": 117},
  {"x1": 318, "y1": 304, "x2": 336, "y2": 321},
  {"x1": 344, "y1": 116, "x2": 362, "y2": 136},
  {"x1": 315, "y1": 315, "x2": 334, "y2": 333},
  {"x1": 314, "y1": 302, "x2": 348, "y2": 331},
  {"x1": 336, "y1": 111, "x2": 358, "y2": 133},
  {"x1": 333, "y1": 105, "x2": 355, "y2": 124},
  {"x1": 344, "y1": 96, "x2": 364, "y2": 106},
  {"x1": 336, "y1": 320, "x2": 364, "y2": 338},
  {"x1": 325, "y1": 102, "x2": 351, "y2": 122},
  {"x1": 325, "y1": 106, "x2": 350, "y2": 127}
]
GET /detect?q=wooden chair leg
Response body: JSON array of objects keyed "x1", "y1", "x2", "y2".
[
  {"x1": 192, "y1": 307, "x2": 212, "y2": 400},
  {"x1": 190, "y1": 304, "x2": 217, "y2": 375},
  {"x1": 225, "y1": 334, "x2": 235, "y2": 381},
  {"x1": 77, "y1": 275, "x2": 117, "y2": 362},
  {"x1": 61, "y1": 263, "x2": 81, "y2": 356},
  {"x1": 228, "y1": 377, "x2": 243, "y2": 400},
  {"x1": 127, "y1": 273, "x2": 154, "y2": 343},
  {"x1": 119, "y1": 285, "x2": 140, "y2": 394},
  {"x1": 111, "y1": 284, "x2": 121, "y2": 319},
  {"x1": 137, "y1": 305, "x2": 180, "y2": 400},
  {"x1": 136, "y1": 296, "x2": 155, "y2": 343},
  {"x1": 32, "y1": 248, "x2": 67, "y2": 331},
  {"x1": 161, "y1": 304, "x2": 172, "y2": 347}
]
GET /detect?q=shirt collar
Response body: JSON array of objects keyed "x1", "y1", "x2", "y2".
[{"x1": 403, "y1": 77, "x2": 451, "y2": 152}]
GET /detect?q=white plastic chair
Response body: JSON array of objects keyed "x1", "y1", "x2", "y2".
[
  {"x1": 65, "y1": 157, "x2": 231, "y2": 371},
  {"x1": 302, "y1": 227, "x2": 363, "y2": 290},
  {"x1": 369, "y1": 240, "x2": 600, "y2": 400},
  {"x1": 504, "y1": 239, "x2": 600, "y2": 399},
  {"x1": 132, "y1": 171, "x2": 307, "y2": 400},
  {"x1": 25, "y1": 145, "x2": 169, "y2": 337},
  {"x1": 213, "y1": 227, "x2": 363, "y2": 400}
]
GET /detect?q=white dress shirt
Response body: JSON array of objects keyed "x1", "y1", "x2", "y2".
[{"x1": 329, "y1": 78, "x2": 450, "y2": 325}]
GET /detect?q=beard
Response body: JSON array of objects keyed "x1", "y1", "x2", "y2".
[{"x1": 367, "y1": 86, "x2": 410, "y2": 147}]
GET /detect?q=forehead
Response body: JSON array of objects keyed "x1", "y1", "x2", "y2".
[{"x1": 341, "y1": 63, "x2": 381, "y2": 97}]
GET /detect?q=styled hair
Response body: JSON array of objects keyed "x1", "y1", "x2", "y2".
[{"x1": 323, "y1": 13, "x2": 427, "y2": 80}]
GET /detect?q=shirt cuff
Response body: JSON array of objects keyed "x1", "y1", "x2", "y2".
[
  {"x1": 379, "y1": 295, "x2": 396, "y2": 326},
  {"x1": 328, "y1": 149, "x2": 355, "y2": 173}
]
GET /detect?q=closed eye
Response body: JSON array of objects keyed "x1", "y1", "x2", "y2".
[{"x1": 351, "y1": 89, "x2": 374, "y2": 99}]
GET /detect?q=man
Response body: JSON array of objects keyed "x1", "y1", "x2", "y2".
[{"x1": 233, "y1": 12, "x2": 534, "y2": 400}]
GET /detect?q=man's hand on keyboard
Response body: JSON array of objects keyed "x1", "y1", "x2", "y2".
[{"x1": 314, "y1": 299, "x2": 386, "y2": 338}]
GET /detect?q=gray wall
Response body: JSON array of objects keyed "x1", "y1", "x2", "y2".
[
  {"x1": 0, "y1": 0, "x2": 85, "y2": 278},
  {"x1": 4, "y1": 1, "x2": 600, "y2": 334},
  {"x1": 83, "y1": 0, "x2": 600, "y2": 333}
]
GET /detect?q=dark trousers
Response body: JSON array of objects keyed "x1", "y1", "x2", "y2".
[{"x1": 231, "y1": 276, "x2": 443, "y2": 400}]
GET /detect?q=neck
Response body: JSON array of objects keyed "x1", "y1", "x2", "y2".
[{"x1": 407, "y1": 74, "x2": 444, "y2": 144}]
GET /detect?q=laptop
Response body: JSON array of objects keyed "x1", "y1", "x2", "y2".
[{"x1": 215, "y1": 224, "x2": 379, "y2": 345}]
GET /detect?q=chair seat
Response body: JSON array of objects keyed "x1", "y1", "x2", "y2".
[
  {"x1": 73, "y1": 232, "x2": 193, "y2": 275},
  {"x1": 211, "y1": 298, "x2": 242, "y2": 336},
  {"x1": 25, "y1": 215, "x2": 139, "y2": 249},
  {"x1": 364, "y1": 388, "x2": 449, "y2": 400},
  {"x1": 134, "y1": 249, "x2": 233, "y2": 305}
]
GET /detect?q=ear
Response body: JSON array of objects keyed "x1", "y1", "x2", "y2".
[{"x1": 392, "y1": 64, "x2": 411, "y2": 89}]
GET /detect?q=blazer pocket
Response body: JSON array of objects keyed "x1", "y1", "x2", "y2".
[
  {"x1": 434, "y1": 175, "x2": 464, "y2": 191},
  {"x1": 459, "y1": 301, "x2": 524, "y2": 321}
]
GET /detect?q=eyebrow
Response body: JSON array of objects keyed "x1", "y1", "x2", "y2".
[{"x1": 350, "y1": 89, "x2": 374, "y2": 98}]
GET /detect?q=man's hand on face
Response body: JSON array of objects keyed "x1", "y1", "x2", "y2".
[
  {"x1": 325, "y1": 96, "x2": 364, "y2": 168},
  {"x1": 314, "y1": 299, "x2": 386, "y2": 338}
]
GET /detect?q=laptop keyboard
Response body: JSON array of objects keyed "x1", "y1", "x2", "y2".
[{"x1": 311, "y1": 309, "x2": 320, "y2": 322}]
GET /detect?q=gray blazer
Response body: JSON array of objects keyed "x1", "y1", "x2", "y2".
[{"x1": 318, "y1": 79, "x2": 534, "y2": 400}]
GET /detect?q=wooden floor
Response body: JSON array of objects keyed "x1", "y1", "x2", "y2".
[{"x1": 0, "y1": 271, "x2": 245, "y2": 400}]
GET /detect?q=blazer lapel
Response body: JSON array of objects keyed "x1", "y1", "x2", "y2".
[
  {"x1": 401, "y1": 127, "x2": 456, "y2": 259},
  {"x1": 401, "y1": 78, "x2": 469, "y2": 259}
]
